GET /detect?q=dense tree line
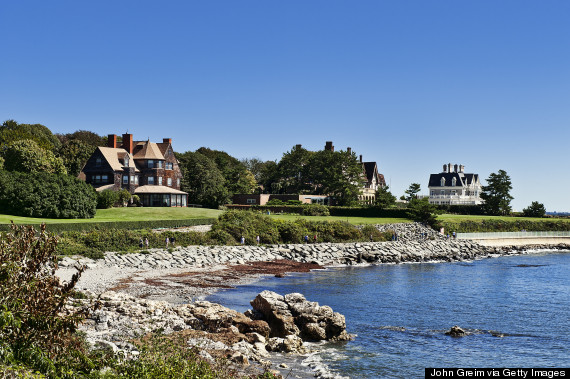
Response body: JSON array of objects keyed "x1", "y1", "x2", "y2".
[
  {"x1": 0, "y1": 120, "x2": 102, "y2": 218},
  {"x1": 0, "y1": 171, "x2": 97, "y2": 218}
]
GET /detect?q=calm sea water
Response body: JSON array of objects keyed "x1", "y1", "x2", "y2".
[{"x1": 207, "y1": 251, "x2": 570, "y2": 378}]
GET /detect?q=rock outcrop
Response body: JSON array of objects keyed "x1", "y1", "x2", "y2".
[
  {"x1": 249, "y1": 291, "x2": 351, "y2": 342},
  {"x1": 445, "y1": 325, "x2": 467, "y2": 337},
  {"x1": 77, "y1": 290, "x2": 351, "y2": 370}
]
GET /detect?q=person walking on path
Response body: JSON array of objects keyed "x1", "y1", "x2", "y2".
[
  {"x1": 144, "y1": 237, "x2": 149, "y2": 249},
  {"x1": 313, "y1": 234, "x2": 317, "y2": 243},
  {"x1": 241, "y1": 236, "x2": 245, "y2": 245},
  {"x1": 256, "y1": 235, "x2": 260, "y2": 245},
  {"x1": 304, "y1": 235, "x2": 309, "y2": 243},
  {"x1": 165, "y1": 237, "x2": 169, "y2": 248}
]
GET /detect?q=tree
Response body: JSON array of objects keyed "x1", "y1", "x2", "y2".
[
  {"x1": 272, "y1": 145, "x2": 314, "y2": 194},
  {"x1": 56, "y1": 130, "x2": 106, "y2": 148},
  {"x1": 196, "y1": 147, "x2": 256, "y2": 195},
  {"x1": 177, "y1": 151, "x2": 230, "y2": 208},
  {"x1": 522, "y1": 201, "x2": 546, "y2": 218},
  {"x1": 0, "y1": 119, "x2": 61, "y2": 152},
  {"x1": 375, "y1": 185, "x2": 396, "y2": 208},
  {"x1": 303, "y1": 149, "x2": 362, "y2": 206},
  {"x1": 480, "y1": 169, "x2": 513, "y2": 216},
  {"x1": 59, "y1": 139, "x2": 95, "y2": 176},
  {"x1": 2, "y1": 139, "x2": 66, "y2": 174},
  {"x1": 404, "y1": 183, "x2": 421, "y2": 201},
  {"x1": 407, "y1": 197, "x2": 442, "y2": 228}
]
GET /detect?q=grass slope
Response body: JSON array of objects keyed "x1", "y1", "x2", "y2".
[{"x1": 0, "y1": 207, "x2": 223, "y2": 225}]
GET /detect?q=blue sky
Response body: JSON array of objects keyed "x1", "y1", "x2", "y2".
[{"x1": 2, "y1": 1, "x2": 569, "y2": 211}]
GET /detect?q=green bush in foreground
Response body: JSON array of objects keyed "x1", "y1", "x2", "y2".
[{"x1": 0, "y1": 223, "x2": 91, "y2": 377}]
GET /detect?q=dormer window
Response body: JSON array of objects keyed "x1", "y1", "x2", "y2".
[
  {"x1": 95, "y1": 158, "x2": 102, "y2": 167},
  {"x1": 148, "y1": 160, "x2": 154, "y2": 168},
  {"x1": 124, "y1": 156, "x2": 129, "y2": 167},
  {"x1": 440, "y1": 177, "x2": 446, "y2": 186},
  {"x1": 452, "y1": 177, "x2": 457, "y2": 186}
]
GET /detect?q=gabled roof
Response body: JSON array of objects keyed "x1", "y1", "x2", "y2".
[
  {"x1": 98, "y1": 147, "x2": 139, "y2": 172},
  {"x1": 132, "y1": 141, "x2": 165, "y2": 160},
  {"x1": 428, "y1": 172, "x2": 479, "y2": 187},
  {"x1": 362, "y1": 162, "x2": 378, "y2": 182}
]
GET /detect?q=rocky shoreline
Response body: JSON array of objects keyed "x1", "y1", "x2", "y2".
[{"x1": 57, "y1": 223, "x2": 570, "y2": 378}]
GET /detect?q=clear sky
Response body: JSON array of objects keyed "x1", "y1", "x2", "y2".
[{"x1": 2, "y1": 1, "x2": 569, "y2": 211}]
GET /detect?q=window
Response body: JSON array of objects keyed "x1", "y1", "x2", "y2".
[
  {"x1": 166, "y1": 162, "x2": 173, "y2": 170},
  {"x1": 247, "y1": 199, "x2": 257, "y2": 204},
  {"x1": 95, "y1": 158, "x2": 102, "y2": 167},
  {"x1": 124, "y1": 156, "x2": 129, "y2": 167},
  {"x1": 452, "y1": 177, "x2": 457, "y2": 186},
  {"x1": 176, "y1": 178, "x2": 180, "y2": 187},
  {"x1": 123, "y1": 175, "x2": 128, "y2": 184},
  {"x1": 130, "y1": 175, "x2": 135, "y2": 184},
  {"x1": 431, "y1": 191, "x2": 435, "y2": 196},
  {"x1": 135, "y1": 175, "x2": 139, "y2": 185},
  {"x1": 92, "y1": 175, "x2": 107, "y2": 183},
  {"x1": 158, "y1": 177, "x2": 163, "y2": 186},
  {"x1": 440, "y1": 190, "x2": 445, "y2": 195},
  {"x1": 148, "y1": 176, "x2": 155, "y2": 185},
  {"x1": 157, "y1": 161, "x2": 163, "y2": 169},
  {"x1": 440, "y1": 177, "x2": 446, "y2": 186},
  {"x1": 148, "y1": 160, "x2": 154, "y2": 168},
  {"x1": 167, "y1": 177, "x2": 172, "y2": 186}
]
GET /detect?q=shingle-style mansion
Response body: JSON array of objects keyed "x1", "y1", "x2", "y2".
[
  {"x1": 428, "y1": 163, "x2": 483, "y2": 205},
  {"x1": 79, "y1": 134, "x2": 188, "y2": 207}
]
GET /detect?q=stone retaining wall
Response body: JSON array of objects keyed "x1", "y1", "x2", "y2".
[{"x1": 60, "y1": 223, "x2": 570, "y2": 271}]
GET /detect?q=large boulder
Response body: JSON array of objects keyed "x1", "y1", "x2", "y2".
[
  {"x1": 250, "y1": 291, "x2": 300, "y2": 338},
  {"x1": 250, "y1": 291, "x2": 351, "y2": 342}
]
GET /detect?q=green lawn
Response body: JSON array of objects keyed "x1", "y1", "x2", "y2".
[
  {"x1": 268, "y1": 213, "x2": 412, "y2": 225},
  {"x1": 0, "y1": 207, "x2": 223, "y2": 225}
]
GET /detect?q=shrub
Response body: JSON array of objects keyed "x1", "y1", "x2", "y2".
[
  {"x1": 301, "y1": 204, "x2": 330, "y2": 216},
  {"x1": 276, "y1": 219, "x2": 308, "y2": 243},
  {"x1": 361, "y1": 224, "x2": 392, "y2": 242},
  {"x1": 97, "y1": 189, "x2": 119, "y2": 209},
  {"x1": 208, "y1": 210, "x2": 280, "y2": 244},
  {"x1": 0, "y1": 224, "x2": 91, "y2": 376},
  {"x1": 0, "y1": 171, "x2": 96, "y2": 219}
]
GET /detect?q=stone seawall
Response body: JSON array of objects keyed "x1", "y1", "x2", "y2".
[{"x1": 60, "y1": 222, "x2": 570, "y2": 273}]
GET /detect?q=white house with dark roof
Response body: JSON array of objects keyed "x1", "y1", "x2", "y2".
[{"x1": 428, "y1": 163, "x2": 482, "y2": 205}]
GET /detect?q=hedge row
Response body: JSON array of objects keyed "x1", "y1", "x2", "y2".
[
  {"x1": 442, "y1": 219, "x2": 570, "y2": 233},
  {"x1": 0, "y1": 218, "x2": 217, "y2": 233},
  {"x1": 436, "y1": 204, "x2": 485, "y2": 215},
  {"x1": 228, "y1": 204, "x2": 411, "y2": 219},
  {"x1": 328, "y1": 206, "x2": 410, "y2": 218}
]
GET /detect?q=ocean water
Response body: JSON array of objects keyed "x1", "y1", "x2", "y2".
[{"x1": 207, "y1": 251, "x2": 570, "y2": 378}]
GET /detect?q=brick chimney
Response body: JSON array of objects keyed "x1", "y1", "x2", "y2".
[
  {"x1": 163, "y1": 138, "x2": 172, "y2": 145},
  {"x1": 347, "y1": 147, "x2": 352, "y2": 154},
  {"x1": 107, "y1": 134, "x2": 117, "y2": 148},
  {"x1": 295, "y1": 144, "x2": 302, "y2": 149},
  {"x1": 122, "y1": 133, "x2": 134, "y2": 154},
  {"x1": 325, "y1": 141, "x2": 334, "y2": 152},
  {"x1": 359, "y1": 155, "x2": 363, "y2": 163}
]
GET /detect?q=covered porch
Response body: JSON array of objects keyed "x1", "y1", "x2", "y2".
[{"x1": 134, "y1": 185, "x2": 188, "y2": 207}]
